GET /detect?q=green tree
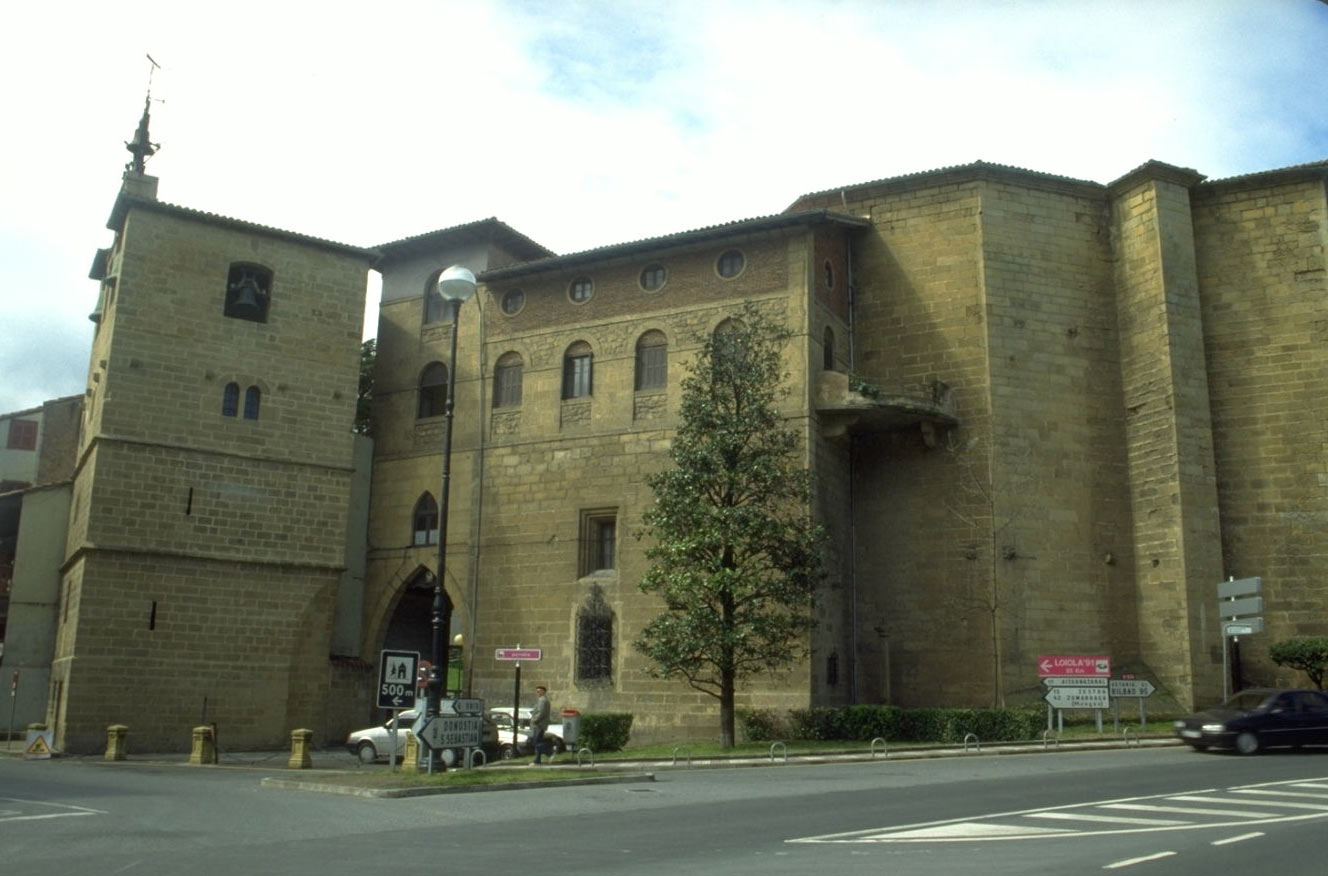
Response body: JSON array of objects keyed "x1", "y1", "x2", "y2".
[
  {"x1": 354, "y1": 338, "x2": 375, "y2": 435},
  {"x1": 1268, "y1": 637, "x2": 1328, "y2": 690},
  {"x1": 634, "y1": 302, "x2": 825, "y2": 747}
]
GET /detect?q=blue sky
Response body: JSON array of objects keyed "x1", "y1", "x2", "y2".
[{"x1": 2, "y1": 0, "x2": 1326, "y2": 414}]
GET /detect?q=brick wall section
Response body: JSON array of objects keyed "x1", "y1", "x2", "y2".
[
  {"x1": 1110, "y1": 169, "x2": 1225, "y2": 707},
  {"x1": 1192, "y1": 173, "x2": 1328, "y2": 683}
]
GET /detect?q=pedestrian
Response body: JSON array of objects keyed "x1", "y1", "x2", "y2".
[{"x1": 529, "y1": 685, "x2": 552, "y2": 765}]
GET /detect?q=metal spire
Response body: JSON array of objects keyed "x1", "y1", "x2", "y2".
[{"x1": 126, "y1": 54, "x2": 161, "y2": 174}]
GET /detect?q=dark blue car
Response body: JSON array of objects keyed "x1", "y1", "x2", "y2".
[{"x1": 1174, "y1": 688, "x2": 1328, "y2": 754}]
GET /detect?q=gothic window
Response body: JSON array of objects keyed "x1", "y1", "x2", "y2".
[
  {"x1": 224, "y1": 263, "x2": 272, "y2": 322},
  {"x1": 418, "y1": 362, "x2": 447, "y2": 418},
  {"x1": 493, "y1": 351, "x2": 523, "y2": 408},
  {"x1": 413, "y1": 493, "x2": 439, "y2": 546},
  {"x1": 221, "y1": 382, "x2": 240, "y2": 417},
  {"x1": 634, "y1": 331, "x2": 667, "y2": 391},
  {"x1": 243, "y1": 386, "x2": 261, "y2": 420},
  {"x1": 823, "y1": 326, "x2": 835, "y2": 370},
  {"x1": 562, "y1": 341, "x2": 593, "y2": 399},
  {"x1": 576, "y1": 586, "x2": 614, "y2": 683}
]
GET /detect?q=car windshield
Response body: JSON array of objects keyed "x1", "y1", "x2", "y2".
[{"x1": 1221, "y1": 690, "x2": 1275, "y2": 711}]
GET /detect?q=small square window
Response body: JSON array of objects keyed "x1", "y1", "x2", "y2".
[
  {"x1": 569, "y1": 277, "x2": 593, "y2": 303},
  {"x1": 6, "y1": 419, "x2": 37, "y2": 450},
  {"x1": 717, "y1": 250, "x2": 745, "y2": 279}
]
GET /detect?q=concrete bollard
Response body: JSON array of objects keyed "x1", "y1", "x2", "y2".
[
  {"x1": 401, "y1": 731, "x2": 419, "y2": 773},
  {"x1": 105, "y1": 724, "x2": 129, "y2": 761},
  {"x1": 288, "y1": 728, "x2": 313, "y2": 769},
  {"x1": 189, "y1": 725, "x2": 216, "y2": 765}
]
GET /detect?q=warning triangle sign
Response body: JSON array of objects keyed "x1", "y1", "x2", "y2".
[{"x1": 24, "y1": 734, "x2": 54, "y2": 759}]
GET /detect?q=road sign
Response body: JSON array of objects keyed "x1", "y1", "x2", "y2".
[
  {"x1": 440, "y1": 698, "x2": 485, "y2": 716},
  {"x1": 1218, "y1": 596, "x2": 1263, "y2": 618},
  {"x1": 1218, "y1": 576, "x2": 1261, "y2": 600},
  {"x1": 1044, "y1": 677, "x2": 1109, "y2": 688},
  {"x1": 1043, "y1": 686, "x2": 1110, "y2": 710},
  {"x1": 1109, "y1": 679, "x2": 1156, "y2": 698},
  {"x1": 495, "y1": 648, "x2": 542, "y2": 661},
  {"x1": 1224, "y1": 619, "x2": 1264, "y2": 636},
  {"x1": 1037, "y1": 655, "x2": 1111, "y2": 677},
  {"x1": 377, "y1": 650, "x2": 420, "y2": 709},
  {"x1": 412, "y1": 714, "x2": 484, "y2": 750}
]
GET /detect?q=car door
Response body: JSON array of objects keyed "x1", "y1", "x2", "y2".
[{"x1": 1295, "y1": 691, "x2": 1328, "y2": 746}]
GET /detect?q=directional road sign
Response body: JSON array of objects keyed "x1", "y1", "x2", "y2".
[
  {"x1": 412, "y1": 714, "x2": 484, "y2": 750},
  {"x1": 377, "y1": 650, "x2": 420, "y2": 709},
  {"x1": 1224, "y1": 619, "x2": 1264, "y2": 636},
  {"x1": 496, "y1": 648, "x2": 542, "y2": 661},
  {"x1": 1044, "y1": 677, "x2": 1110, "y2": 688},
  {"x1": 1218, "y1": 596, "x2": 1263, "y2": 618},
  {"x1": 1108, "y1": 679, "x2": 1156, "y2": 698},
  {"x1": 1043, "y1": 686, "x2": 1110, "y2": 710},
  {"x1": 1218, "y1": 576, "x2": 1261, "y2": 600},
  {"x1": 440, "y1": 698, "x2": 485, "y2": 716},
  {"x1": 1037, "y1": 655, "x2": 1111, "y2": 677}
]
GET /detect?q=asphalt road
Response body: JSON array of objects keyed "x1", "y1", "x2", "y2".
[{"x1": 3, "y1": 746, "x2": 1326, "y2": 875}]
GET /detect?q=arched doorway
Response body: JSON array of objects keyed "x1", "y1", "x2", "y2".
[{"x1": 381, "y1": 568, "x2": 463, "y2": 697}]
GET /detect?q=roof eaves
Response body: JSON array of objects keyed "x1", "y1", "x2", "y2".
[
  {"x1": 478, "y1": 210, "x2": 869, "y2": 282},
  {"x1": 786, "y1": 160, "x2": 1104, "y2": 211}
]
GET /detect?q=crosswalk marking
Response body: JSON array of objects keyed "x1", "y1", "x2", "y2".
[
  {"x1": 1025, "y1": 811, "x2": 1187, "y2": 826},
  {"x1": 787, "y1": 775, "x2": 1328, "y2": 845}
]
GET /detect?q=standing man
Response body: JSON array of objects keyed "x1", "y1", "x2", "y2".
[{"x1": 529, "y1": 685, "x2": 552, "y2": 765}]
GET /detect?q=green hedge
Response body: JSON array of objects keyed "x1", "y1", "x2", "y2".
[
  {"x1": 579, "y1": 712, "x2": 633, "y2": 751},
  {"x1": 740, "y1": 705, "x2": 1043, "y2": 744}
]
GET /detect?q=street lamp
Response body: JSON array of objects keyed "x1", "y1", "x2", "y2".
[{"x1": 425, "y1": 264, "x2": 476, "y2": 771}]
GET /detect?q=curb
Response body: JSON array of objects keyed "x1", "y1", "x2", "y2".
[{"x1": 260, "y1": 770, "x2": 657, "y2": 798}]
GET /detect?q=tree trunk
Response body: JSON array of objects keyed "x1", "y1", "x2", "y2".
[{"x1": 720, "y1": 666, "x2": 736, "y2": 748}]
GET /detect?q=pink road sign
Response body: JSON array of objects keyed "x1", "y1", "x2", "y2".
[{"x1": 1037, "y1": 654, "x2": 1111, "y2": 677}]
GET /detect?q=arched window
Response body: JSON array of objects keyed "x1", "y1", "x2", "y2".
[
  {"x1": 243, "y1": 386, "x2": 261, "y2": 420},
  {"x1": 423, "y1": 270, "x2": 445, "y2": 324},
  {"x1": 418, "y1": 362, "x2": 447, "y2": 418},
  {"x1": 576, "y1": 586, "x2": 614, "y2": 683},
  {"x1": 221, "y1": 382, "x2": 240, "y2": 417},
  {"x1": 413, "y1": 493, "x2": 439, "y2": 545},
  {"x1": 562, "y1": 341, "x2": 593, "y2": 400},
  {"x1": 493, "y1": 351, "x2": 523, "y2": 408},
  {"x1": 823, "y1": 326, "x2": 835, "y2": 371},
  {"x1": 634, "y1": 331, "x2": 667, "y2": 391}
]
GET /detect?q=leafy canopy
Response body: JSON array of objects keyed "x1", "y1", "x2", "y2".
[{"x1": 635, "y1": 303, "x2": 824, "y2": 708}]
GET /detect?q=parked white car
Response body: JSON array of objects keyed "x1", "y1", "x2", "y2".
[
  {"x1": 487, "y1": 707, "x2": 565, "y2": 759},
  {"x1": 345, "y1": 709, "x2": 499, "y2": 765}
]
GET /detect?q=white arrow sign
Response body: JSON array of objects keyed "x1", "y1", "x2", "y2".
[
  {"x1": 440, "y1": 698, "x2": 485, "y2": 716},
  {"x1": 1043, "y1": 686, "x2": 1110, "y2": 710},
  {"x1": 1044, "y1": 677, "x2": 1110, "y2": 688},
  {"x1": 1108, "y1": 679, "x2": 1156, "y2": 698},
  {"x1": 412, "y1": 715, "x2": 484, "y2": 750}
]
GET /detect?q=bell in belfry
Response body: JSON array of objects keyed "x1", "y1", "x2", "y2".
[{"x1": 228, "y1": 271, "x2": 268, "y2": 318}]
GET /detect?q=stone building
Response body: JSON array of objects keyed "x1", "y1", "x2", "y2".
[{"x1": 2, "y1": 113, "x2": 1323, "y2": 750}]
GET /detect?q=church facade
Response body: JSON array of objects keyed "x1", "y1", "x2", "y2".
[{"x1": 2, "y1": 144, "x2": 1324, "y2": 751}]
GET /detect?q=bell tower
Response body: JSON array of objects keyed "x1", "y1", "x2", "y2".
[{"x1": 52, "y1": 76, "x2": 377, "y2": 753}]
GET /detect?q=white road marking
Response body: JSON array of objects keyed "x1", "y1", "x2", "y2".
[
  {"x1": 1103, "y1": 851, "x2": 1176, "y2": 869},
  {"x1": 1103, "y1": 803, "x2": 1283, "y2": 819},
  {"x1": 1025, "y1": 811, "x2": 1187, "y2": 826},
  {"x1": 1211, "y1": 832, "x2": 1264, "y2": 846},
  {"x1": 787, "y1": 775, "x2": 1328, "y2": 845},
  {"x1": 0, "y1": 797, "x2": 106, "y2": 824}
]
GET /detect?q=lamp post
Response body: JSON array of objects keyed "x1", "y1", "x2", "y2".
[{"x1": 425, "y1": 264, "x2": 476, "y2": 771}]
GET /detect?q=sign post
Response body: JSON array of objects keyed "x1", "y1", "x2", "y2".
[
  {"x1": 1038, "y1": 655, "x2": 1112, "y2": 732},
  {"x1": 496, "y1": 647, "x2": 542, "y2": 753},
  {"x1": 7, "y1": 670, "x2": 17, "y2": 751},
  {"x1": 377, "y1": 650, "x2": 419, "y2": 770},
  {"x1": 1108, "y1": 679, "x2": 1156, "y2": 730},
  {"x1": 1218, "y1": 576, "x2": 1263, "y2": 699}
]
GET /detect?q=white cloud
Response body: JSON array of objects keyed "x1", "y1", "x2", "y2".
[{"x1": 1, "y1": 0, "x2": 1325, "y2": 413}]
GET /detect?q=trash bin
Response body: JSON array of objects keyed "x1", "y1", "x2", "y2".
[{"x1": 560, "y1": 708, "x2": 581, "y2": 747}]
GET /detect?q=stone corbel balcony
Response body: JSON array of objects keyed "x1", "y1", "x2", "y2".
[{"x1": 814, "y1": 371, "x2": 959, "y2": 445}]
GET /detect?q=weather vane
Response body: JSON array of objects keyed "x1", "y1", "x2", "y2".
[{"x1": 125, "y1": 54, "x2": 162, "y2": 174}]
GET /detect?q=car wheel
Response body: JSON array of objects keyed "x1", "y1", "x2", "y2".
[
  {"x1": 499, "y1": 744, "x2": 517, "y2": 760},
  {"x1": 356, "y1": 741, "x2": 378, "y2": 764},
  {"x1": 1235, "y1": 731, "x2": 1260, "y2": 755}
]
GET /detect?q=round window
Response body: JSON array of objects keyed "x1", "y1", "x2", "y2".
[
  {"x1": 640, "y1": 264, "x2": 667, "y2": 292},
  {"x1": 717, "y1": 249, "x2": 745, "y2": 279},
  {"x1": 569, "y1": 277, "x2": 593, "y2": 303},
  {"x1": 501, "y1": 289, "x2": 525, "y2": 315}
]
